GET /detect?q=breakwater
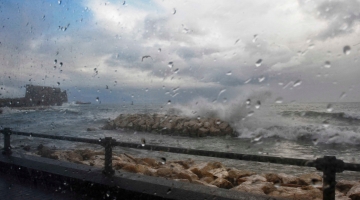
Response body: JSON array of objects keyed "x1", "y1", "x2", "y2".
[{"x1": 103, "y1": 114, "x2": 235, "y2": 137}]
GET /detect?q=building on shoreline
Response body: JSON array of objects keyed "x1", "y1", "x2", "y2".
[{"x1": 0, "y1": 85, "x2": 67, "y2": 107}]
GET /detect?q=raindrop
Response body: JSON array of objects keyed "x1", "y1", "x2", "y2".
[
  {"x1": 255, "y1": 59, "x2": 262, "y2": 67},
  {"x1": 145, "y1": 88, "x2": 148, "y2": 92},
  {"x1": 247, "y1": 111, "x2": 254, "y2": 117},
  {"x1": 168, "y1": 62, "x2": 173, "y2": 68},
  {"x1": 275, "y1": 97, "x2": 283, "y2": 104},
  {"x1": 326, "y1": 104, "x2": 333, "y2": 112},
  {"x1": 226, "y1": 71, "x2": 232, "y2": 76},
  {"x1": 57, "y1": 82, "x2": 60, "y2": 86},
  {"x1": 161, "y1": 157, "x2": 166, "y2": 165},
  {"x1": 246, "y1": 99, "x2": 251, "y2": 105},
  {"x1": 123, "y1": 1, "x2": 126, "y2": 5},
  {"x1": 258, "y1": 76, "x2": 265, "y2": 83},
  {"x1": 324, "y1": 61, "x2": 331, "y2": 68},
  {"x1": 167, "y1": 188, "x2": 172, "y2": 194},
  {"x1": 96, "y1": 97, "x2": 99, "y2": 102},
  {"x1": 53, "y1": 66, "x2": 56, "y2": 69},
  {"x1": 60, "y1": 62, "x2": 63, "y2": 67},
  {"x1": 141, "y1": 138, "x2": 146, "y2": 146},
  {"x1": 322, "y1": 120, "x2": 330, "y2": 128},
  {"x1": 58, "y1": 0, "x2": 61, "y2": 5},
  {"x1": 106, "y1": 191, "x2": 110, "y2": 197},
  {"x1": 293, "y1": 80, "x2": 302, "y2": 87},
  {"x1": 167, "y1": 100, "x2": 171, "y2": 105},
  {"x1": 158, "y1": 48, "x2": 161, "y2": 52},
  {"x1": 216, "y1": 120, "x2": 221, "y2": 125},
  {"x1": 312, "y1": 138, "x2": 319, "y2": 145},
  {"x1": 343, "y1": 45, "x2": 351, "y2": 55},
  {"x1": 173, "y1": 68, "x2": 179, "y2": 73},
  {"x1": 54, "y1": 59, "x2": 57, "y2": 64},
  {"x1": 106, "y1": 85, "x2": 109, "y2": 89},
  {"x1": 339, "y1": 92, "x2": 346, "y2": 99},
  {"x1": 308, "y1": 44, "x2": 315, "y2": 49},
  {"x1": 252, "y1": 34, "x2": 258, "y2": 43},
  {"x1": 244, "y1": 78, "x2": 251, "y2": 84},
  {"x1": 255, "y1": 101, "x2": 261, "y2": 109},
  {"x1": 253, "y1": 134, "x2": 262, "y2": 142},
  {"x1": 173, "y1": 8, "x2": 176, "y2": 15}
]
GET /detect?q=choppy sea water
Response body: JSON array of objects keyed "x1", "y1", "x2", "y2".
[{"x1": 1, "y1": 101, "x2": 360, "y2": 180}]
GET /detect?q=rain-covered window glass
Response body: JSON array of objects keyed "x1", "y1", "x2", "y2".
[{"x1": 1, "y1": 0, "x2": 360, "y2": 199}]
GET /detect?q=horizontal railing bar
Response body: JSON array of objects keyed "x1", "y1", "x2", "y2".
[
  {"x1": 3, "y1": 129, "x2": 360, "y2": 172},
  {"x1": 9, "y1": 131, "x2": 101, "y2": 145}
]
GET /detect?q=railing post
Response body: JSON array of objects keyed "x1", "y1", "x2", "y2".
[
  {"x1": 101, "y1": 137, "x2": 115, "y2": 176},
  {"x1": 2, "y1": 128, "x2": 12, "y2": 155},
  {"x1": 315, "y1": 156, "x2": 344, "y2": 200}
]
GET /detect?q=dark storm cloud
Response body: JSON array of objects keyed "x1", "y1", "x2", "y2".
[{"x1": 300, "y1": 0, "x2": 360, "y2": 39}]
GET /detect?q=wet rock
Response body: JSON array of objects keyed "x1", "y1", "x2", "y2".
[
  {"x1": 192, "y1": 180, "x2": 218, "y2": 188},
  {"x1": 189, "y1": 162, "x2": 224, "y2": 178},
  {"x1": 121, "y1": 163, "x2": 149, "y2": 174},
  {"x1": 156, "y1": 168, "x2": 173, "y2": 178},
  {"x1": 347, "y1": 183, "x2": 360, "y2": 200},
  {"x1": 298, "y1": 173, "x2": 322, "y2": 186},
  {"x1": 137, "y1": 157, "x2": 160, "y2": 168},
  {"x1": 175, "y1": 170, "x2": 199, "y2": 182},
  {"x1": 200, "y1": 176, "x2": 215, "y2": 183},
  {"x1": 37, "y1": 144, "x2": 58, "y2": 159},
  {"x1": 265, "y1": 173, "x2": 282, "y2": 184},
  {"x1": 227, "y1": 168, "x2": 255, "y2": 180},
  {"x1": 336, "y1": 191, "x2": 351, "y2": 200},
  {"x1": 230, "y1": 183, "x2": 265, "y2": 195},
  {"x1": 210, "y1": 178, "x2": 233, "y2": 189},
  {"x1": 268, "y1": 185, "x2": 322, "y2": 200},
  {"x1": 208, "y1": 168, "x2": 228, "y2": 179},
  {"x1": 22, "y1": 145, "x2": 31, "y2": 151},
  {"x1": 336, "y1": 180, "x2": 359, "y2": 195},
  {"x1": 278, "y1": 173, "x2": 306, "y2": 185},
  {"x1": 240, "y1": 175, "x2": 267, "y2": 183}
]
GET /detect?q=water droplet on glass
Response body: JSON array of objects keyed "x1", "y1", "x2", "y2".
[
  {"x1": 275, "y1": 97, "x2": 283, "y2": 104},
  {"x1": 258, "y1": 76, "x2": 265, "y2": 83},
  {"x1": 141, "y1": 138, "x2": 146, "y2": 146},
  {"x1": 57, "y1": 82, "x2": 60, "y2": 86},
  {"x1": 53, "y1": 66, "x2": 56, "y2": 69},
  {"x1": 96, "y1": 97, "x2": 99, "y2": 102},
  {"x1": 167, "y1": 100, "x2": 171, "y2": 105},
  {"x1": 244, "y1": 78, "x2": 251, "y2": 84},
  {"x1": 293, "y1": 80, "x2": 302, "y2": 87},
  {"x1": 255, "y1": 59, "x2": 262, "y2": 67},
  {"x1": 60, "y1": 62, "x2": 63, "y2": 67},
  {"x1": 252, "y1": 34, "x2": 258, "y2": 43},
  {"x1": 226, "y1": 71, "x2": 232, "y2": 76},
  {"x1": 58, "y1": 0, "x2": 61, "y2": 5},
  {"x1": 247, "y1": 111, "x2": 254, "y2": 117},
  {"x1": 253, "y1": 134, "x2": 262, "y2": 142},
  {"x1": 339, "y1": 92, "x2": 346, "y2": 99},
  {"x1": 246, "y1": 99, "x2": 251, "y2": 105},
  {"x1": 308, "y1": 44, "x2": 315, "y2": 49},
  {"x1": 312, "y1": 138, "x2": 319, "y2": 145},
  {"x1": 173, "y1": 68, "x2": 179, "y2": 73},
  {"x1": 322, "y1": 120, "x2": 330, "y2": 128},
  {"x1": 173, "y1": 8, "x2": 176, "y2": 15},
  {"x1": 255, "y1": 101, "x2": 261, "y2": 109},
  {"x1": 324, "y1": 61, "x2": 331, "y2": 68},
  {"x1": 343, "y1": 45, "x2": 351, "y2": 55},
  {"x1": 326, "y1": 104, "x2": 333, "y2": 112},
  {"x1": 168, "y1": 62, "x2": 173, "y2": 68},
  {"x1": 54, "y1": 59, "x2": 57, "y2": 64},
  {"x1": 145, "y1": 88, "x2": 148, "y2": 92},
  {"x1": 158, "y1": 48, "x2": 161, "y2": 52}
]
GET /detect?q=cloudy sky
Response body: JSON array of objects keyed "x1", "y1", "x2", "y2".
[{"x1": 0, "y1": 0, "x2": 359, "y2": 104}]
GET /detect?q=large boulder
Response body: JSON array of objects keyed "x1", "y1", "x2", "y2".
[
  {"x1": 268, "y1": 186, "x2": 322, "y2": 200},
  {"x1": 336, "y1": 180, "x2": 359, "y2": 195},
  {"x1": 347, "y1": 183, "x2": 360, "y2": 200},
  {"x1": 298, "y1": 173, "x2": 322, "y2": 186}
]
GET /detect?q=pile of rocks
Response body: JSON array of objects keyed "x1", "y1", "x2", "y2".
[
  {"x1": 102, "y1": 114, "x2": 235, "y2": 137},
  {"x1": 35, "y1": 146, "x2": 359, "y2": 200}
]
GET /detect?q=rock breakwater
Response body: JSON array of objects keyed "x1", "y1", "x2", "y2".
[
  {"x1": 103, "y1": 114, "x2": 235, "y2": 137},
  {"x1": 35, "y1": 146, "x2": 360, "y2": 200}
]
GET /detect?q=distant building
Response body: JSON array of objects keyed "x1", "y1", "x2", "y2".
[{"x1": 0, "y1": 85, "x2": 68, "y2": 107}]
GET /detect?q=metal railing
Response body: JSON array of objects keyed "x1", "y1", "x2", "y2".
[{"x1": 1, "y1": 127, "x2": 360, "y2": 200}]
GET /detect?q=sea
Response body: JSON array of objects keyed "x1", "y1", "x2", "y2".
[{"x1": 1, "y1": 100, "x2": 360, "y2": 180}]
